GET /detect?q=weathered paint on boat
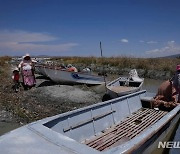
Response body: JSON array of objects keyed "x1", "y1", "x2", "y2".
[
  {"x1": 0, "y1": 90, "x2": 179, "y2": 154},
  {"x1": 35, "y1": 65, "x2": 104, "y2": 85},
  {"x1": 35, "y1": 65, "x2": 47, "y2": 76}
]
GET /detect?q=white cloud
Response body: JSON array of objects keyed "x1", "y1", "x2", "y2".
[
  {"x1": 0, "y1": 42, "x2": 78, "y2": 52},
  {"x1": 0, "y1": 30, "x2": 78, "y2": 54},
  {"x1": 139, "y1": 40, "x2": 158, "y2": 44},
  {"x1": 139, "y1": 40, "x2": 145, "y2": 43},
  {"x1": 145, "y1": 40, "x2": 180, "y2": 57},
  {"x1": 147, "y1": 41, "x2": 158, "y2": 44},
  {"x1": 121, "y1": 39, "x2": 129, "y2": 43},
  {"x1": 146, "y1": 49, "x2": 160, "y2": 54},
  {"x1": 167, "y1": 40, "x2": 175, "y2": 47},
  {"x1": 0, "y1": 30, "x2": 57, "y2": 43}
]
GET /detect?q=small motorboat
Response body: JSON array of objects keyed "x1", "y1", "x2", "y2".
[{"x1": 106, "y1": 69, "x2": 144, "y2": 99}]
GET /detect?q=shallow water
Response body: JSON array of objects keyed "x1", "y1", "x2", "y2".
[{"x1": 142, "y1": 78, "x2": 164, "y2": 93}]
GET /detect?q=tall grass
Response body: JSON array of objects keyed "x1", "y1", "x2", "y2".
[
  {"x1": 0, "y1": 56, "x2": 11, "y2": 77},
  {"x1": 52, "y1": 56, "x2": 180, "y2": 73},
  {"x1": 0, "y1": 56, "x2": 11, "y2": 66}
]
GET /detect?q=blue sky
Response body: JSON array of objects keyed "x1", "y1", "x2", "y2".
[{"x1": 0, "y1": 0, "x2": 180, "y2": 57}]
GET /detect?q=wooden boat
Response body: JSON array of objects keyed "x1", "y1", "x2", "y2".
[
  {"x1": 0, "y1": 90, "x2": 179, "y2": 154},
  {"x1": 35, "y1": 65, "x2": 104, "y2": 85},
  {"x1": 106, "y1": 69, "x2": 144, "y2": 98}
]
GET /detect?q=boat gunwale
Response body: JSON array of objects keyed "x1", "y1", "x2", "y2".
[{"x1": 42, "y1": 90, "x2": 147, "y2": 124}]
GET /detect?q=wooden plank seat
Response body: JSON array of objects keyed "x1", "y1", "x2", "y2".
[{"x1": 83, "y1": 108, "x2": 167, "y2": 151}]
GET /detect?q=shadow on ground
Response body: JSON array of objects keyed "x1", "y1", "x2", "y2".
[
  {"x1": 35, "y1": 75, "x2": 50, "y2": 80},
  {"x1": 37, "y1": 80, "x2": 57, "y2": 87}
]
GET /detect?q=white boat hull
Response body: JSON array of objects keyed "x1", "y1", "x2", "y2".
[{"x1": 36, "y1": 65, "x2": 104, "y2": 85}]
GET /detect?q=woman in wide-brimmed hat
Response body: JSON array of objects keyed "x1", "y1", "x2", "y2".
[{"x1": 18, "y1": 54, "x2": 36, "y2": 89}]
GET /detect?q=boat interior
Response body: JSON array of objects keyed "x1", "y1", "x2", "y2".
[
  {"x1": 43, "y1": 91, "x2": 170, "y2": 152},
  {"x1": 107, "y1": 78, "x2": 143, "y2": 93},
  {"x1": 121, "y1": 80, "x2": 142, "y2": 87},
  {"x1": 108, "y1": 77, "x2": 143, "y2": 88},
  {"x1": 119, "y1": 79, "x2": 142, "y2": 87},
  {"x1": 84, "y1": 108, "x2": 167, "y2": 151}
]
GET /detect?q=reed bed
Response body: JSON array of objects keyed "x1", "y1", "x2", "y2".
[{"x1": 52, "y1": 56, "x2": 180, "y2": 74}]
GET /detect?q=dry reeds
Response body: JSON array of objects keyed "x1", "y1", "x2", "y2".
[{"x1": 52, "y1": 56, "x2": 180, "y2": 73}]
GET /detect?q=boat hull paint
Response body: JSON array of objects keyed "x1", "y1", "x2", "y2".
[
  {"x1": 35, "y1": 65, "x2": 104, "y2": 85},
  {"x1": 36, "y1": 65, "x2": 47, "y2": 76}
]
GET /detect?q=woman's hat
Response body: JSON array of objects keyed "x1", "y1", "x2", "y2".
[{"x1": 24, "y1": 53, "x2": 30, "y2": 59}]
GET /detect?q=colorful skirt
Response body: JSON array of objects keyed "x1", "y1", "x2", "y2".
[{"x1": 22, "y1": 70, "x2": 36, "y2": 86}]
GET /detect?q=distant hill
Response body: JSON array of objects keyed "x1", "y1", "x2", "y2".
[
  {"x1": 156, "y1": 53, "x2": 180, "y2": 58},
  {"x1": 162, "y1": 54, "x2": 180, "y2": 58},
  {"x1": 35, "y1": 55, "x2": 51, "y2": 58}
]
